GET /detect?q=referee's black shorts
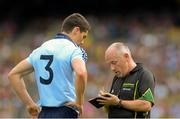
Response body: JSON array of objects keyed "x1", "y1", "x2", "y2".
[{"x1": 38, "y1": 106, "x2": 79, "y2": 118}]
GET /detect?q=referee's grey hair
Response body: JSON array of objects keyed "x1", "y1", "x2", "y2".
[{"x1": 108, "y1": 42, "x2": 131, "y2": 57}]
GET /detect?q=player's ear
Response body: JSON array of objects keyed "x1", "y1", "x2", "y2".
[{"x1": 72, "y1": 27, "x2": 80, "y2": 35}]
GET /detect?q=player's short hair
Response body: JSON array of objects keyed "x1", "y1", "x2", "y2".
[{"x1": 61, "y1": 13, "x2": 91, "y2": 33}]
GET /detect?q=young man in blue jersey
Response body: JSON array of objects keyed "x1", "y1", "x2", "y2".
[{"x1": 8, "y1": 13, "x2": 90, "y2": 118}]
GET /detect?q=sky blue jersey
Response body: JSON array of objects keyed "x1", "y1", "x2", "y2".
[{"x1": 26, "y1": 33, "x2": 87, "y2": 107}]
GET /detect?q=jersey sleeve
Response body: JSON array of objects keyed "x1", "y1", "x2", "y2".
[
  {"x1": 26, "y1": 47, "x2": 40, "y2": 66},
  {"x1": 71, "y1": 47, "x2": 88, "y2": 63},
  {"x1": 138, "y1": 70, "x2": 155, "y2": 105},
  {"x1": 26, "y1": 51, "x2": 34, "y2": 65}
]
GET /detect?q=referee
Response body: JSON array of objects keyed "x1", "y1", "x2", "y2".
[{"x1": 98, "y1": 42, "x2": 155, "y2": 118}]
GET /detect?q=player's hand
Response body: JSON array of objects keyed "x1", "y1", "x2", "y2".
[
  {"x1": 65, "y1": 102, "x2": 82, "y2": 117},
  {"x1": 26, "y1": 103, "x2": 41, "y2": 118},
  {"x1": 97, "y1": 92, "x2": 119, "y2": 106}
]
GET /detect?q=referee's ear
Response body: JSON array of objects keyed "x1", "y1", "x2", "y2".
[{"x1": 123, "y1": 53, "x2": 130, "y2": 62}]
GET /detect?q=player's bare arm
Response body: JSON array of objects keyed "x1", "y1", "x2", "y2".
[
  {"x1": 71, "y1": 58, "x2": 87, "y2": 115},
  {"x1": 8, "y1": 59, "x2": 40, "y2": 117}
]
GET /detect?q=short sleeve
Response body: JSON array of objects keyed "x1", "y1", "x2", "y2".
[
  {"x1": 26, "y1": 51, "x2": 34, "y2": 65},
  {"x1": 71, "y1": 47, "x2": 88, "y2": 63},
  {"x1": 138, "y1": 70, "x2": 155, "y2": 105}
]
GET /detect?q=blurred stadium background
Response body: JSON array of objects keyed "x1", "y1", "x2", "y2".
[{"x1": 0, "y1": 0, "x2": 180, "y2": 117}]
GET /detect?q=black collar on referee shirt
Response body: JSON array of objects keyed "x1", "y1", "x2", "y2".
[
  {"x1": 55, "y1": 33, "x2": 78, "y2": 47},
  {"x1": 129, "y1": 63, "x2": 143, "y2": 74}
]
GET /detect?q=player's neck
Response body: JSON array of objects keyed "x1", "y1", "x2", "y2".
[{"x1": 62, "y1": 32, "x2": 76, "y2": 43}]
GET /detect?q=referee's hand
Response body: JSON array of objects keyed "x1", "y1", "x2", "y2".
[
  {"x1": 98, "y1": 91, "x2": 120, "y2": 106},
  {"x1": 26, "y1": 103, "x2": 41, "y2": 118}
]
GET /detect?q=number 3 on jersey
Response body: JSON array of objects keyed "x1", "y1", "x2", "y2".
[{"x1": 40, "y1": 55, "x2": 54, "y2": 85}]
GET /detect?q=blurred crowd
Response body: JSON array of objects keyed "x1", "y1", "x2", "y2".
[{"x1": 0, "y1": 13, "x2": 180, "y2": 118}]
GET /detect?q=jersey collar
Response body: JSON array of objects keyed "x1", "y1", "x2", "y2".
[{"x1": 55, "y1": 33, "x2": 78, "y2": 47}]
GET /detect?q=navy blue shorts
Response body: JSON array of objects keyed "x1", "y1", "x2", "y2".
[{"x1": 38, "y1": 106, "x2": 79, "y2": 118}]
